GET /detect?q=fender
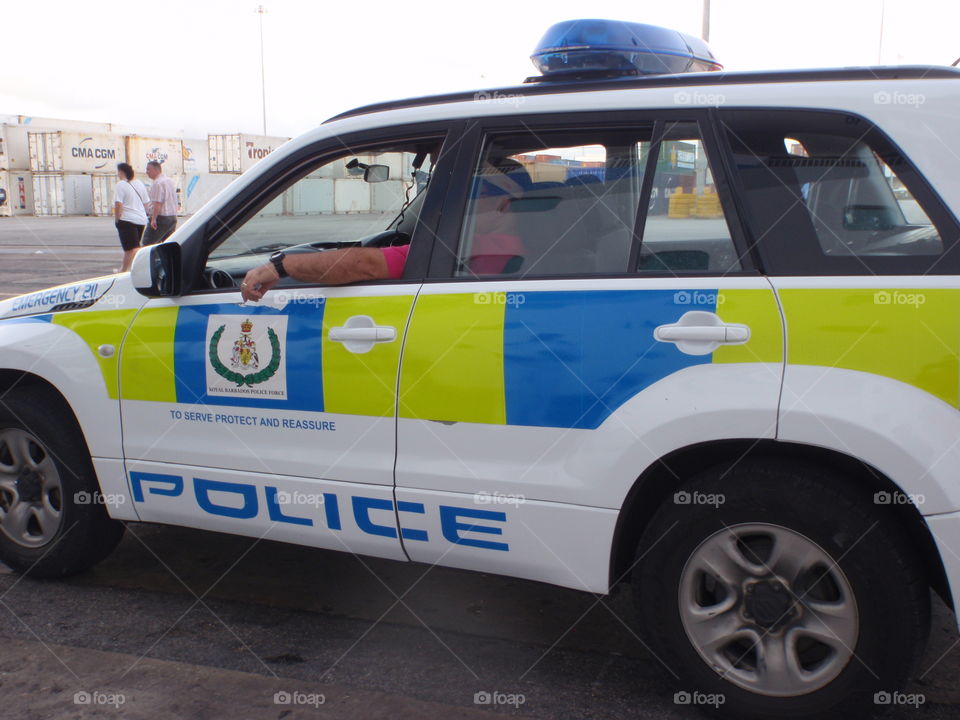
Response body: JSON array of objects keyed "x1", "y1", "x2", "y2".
[
  {"x1": 779, "y1": 365, "x2": 960, "y2": 515},
  {"x1": 0, "y1": 279, "x2": 147, "y2": 521},
  {"x1": 577, "y1": 361, "x2": 784, "y2": 510}
]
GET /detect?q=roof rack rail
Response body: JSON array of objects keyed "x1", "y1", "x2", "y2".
[{"x1": 325, "y1": 66, "x2": 960, "y2": 124}]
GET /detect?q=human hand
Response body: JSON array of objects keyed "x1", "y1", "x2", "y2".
[
  {"x1": 240, "y1": 262, "x2": 280, "y2": 302},
  {"x1": 151, "y1": 219, "x2": 158, "y2": 230}
]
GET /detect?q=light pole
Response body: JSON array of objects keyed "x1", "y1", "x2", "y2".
[
  {"x1": 255, "y1": 5, "x2": 267, "y2": 136},
  {"x1": 702, "y1": 0, "x2": 710, "y2": 42}
]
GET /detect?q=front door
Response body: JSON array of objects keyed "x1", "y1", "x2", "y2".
[{"x1": 118, "y1": 132, "x2": 449, "y2": 559}]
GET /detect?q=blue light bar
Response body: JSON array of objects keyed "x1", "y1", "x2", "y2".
[{"x1": 530, "y1": 19, "x2": 722, "y2": 81}]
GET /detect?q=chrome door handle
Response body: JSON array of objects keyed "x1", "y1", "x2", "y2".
[
  {"x1": 654, "y1": 310, "x2": 750, "y2": 355},
  {"x1": 328, "y1": 315, "x2": 396, "y2": 353}
]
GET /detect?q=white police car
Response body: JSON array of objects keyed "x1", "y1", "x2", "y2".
[{"x1": 2, "y1": 19, "x2": 960, "y2": 719}]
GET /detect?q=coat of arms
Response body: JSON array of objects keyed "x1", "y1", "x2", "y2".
[{"x1": 209, "y1": 318, "x2": 281, "y2": 387}]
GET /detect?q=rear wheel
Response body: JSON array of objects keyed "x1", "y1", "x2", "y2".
[
  {"x1": 0, "y1": 386, "x2": 124, "y2": 577},
  {"x1": 634, "y1": 458, "x2": 930, "y2": 719}
]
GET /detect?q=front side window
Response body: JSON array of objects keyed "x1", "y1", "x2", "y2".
[{"x1": 203, "y1": 139, "x2": 439, "y2": 287}]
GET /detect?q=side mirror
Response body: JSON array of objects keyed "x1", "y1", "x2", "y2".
[
  {"x1": 130, "y1": 242, "x2": 182, "y2": 297},
  {"x1": 364, "y1": 164, "x2": 390, "y2": 183}
]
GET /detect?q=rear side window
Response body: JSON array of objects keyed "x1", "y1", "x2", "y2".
[{"x1": 720, "y1": 109, "x2": 960, "y2": 275}]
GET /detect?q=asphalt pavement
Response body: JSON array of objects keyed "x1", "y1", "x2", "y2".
[{"x1": 1, "y1": 216, "x2": 959, "y2": 719}]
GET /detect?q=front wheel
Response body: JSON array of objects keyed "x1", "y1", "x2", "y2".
[
  {"x1": 634, "y1": 459, "x2": 930, "y2": 719},
  {"x1": 0, "y1": 386, "x2": 125, "y2": 577}
]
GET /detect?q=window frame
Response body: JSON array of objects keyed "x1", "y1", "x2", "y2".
[
  {"x1": 424, "y1": 110, "x2": 760, "y2": 282},
  {"x1": 176, "y1": 119, "x2": 464, "y2": 295},
  {"x1": 714, "y1": 107, "x2": 960, "y2": 276}
]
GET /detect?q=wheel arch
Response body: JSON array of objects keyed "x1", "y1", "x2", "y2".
[
  {"x1": 0, "y1": 370, "x2": 91, "y2": 454},
  {"x1": 610, "y1": 438, "x2": 951, "y2": 608}
]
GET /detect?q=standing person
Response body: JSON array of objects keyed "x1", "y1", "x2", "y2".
[
  {"x1": 113, "y1": 163, "x2": 149, "y2": 272},
  {"x1": 142, "y1": 161, "x2": 178, "y2": 245}
]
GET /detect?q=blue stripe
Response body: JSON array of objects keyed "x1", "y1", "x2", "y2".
[
  {"x1": 0, "y1": 314, "x2": 53, "y2": 324},
  {"x1": 173, "y1": 302, "x2": 325, "y2": 411},
  {"x1": 503, "y1": 290, "x2": 716, "y2": 429}
]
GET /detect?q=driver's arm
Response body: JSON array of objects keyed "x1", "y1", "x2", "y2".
[{"x1": 240, "y1": 247, "x2": 389, "y2": 302}]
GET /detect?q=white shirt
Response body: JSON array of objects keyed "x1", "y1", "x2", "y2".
[{"x1": 114, "y1": 179, "x2": 149, "y2": 225}]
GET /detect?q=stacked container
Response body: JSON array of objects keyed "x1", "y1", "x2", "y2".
[
  {"x1": 182, "y1": 138, "x2": 235, "y2": 215},
  {"x1": 124, "y1": 136, "x2": 186, "y2": 216},
  {"x1": 0, "y1": 124, "x2": 35, "y2": 216},
  {"x1": 28, "y1": 131, "x2": 124, "y2": 216},
  {"x1": 208, "y1": 134, "x2": 289, "y2": 174}
]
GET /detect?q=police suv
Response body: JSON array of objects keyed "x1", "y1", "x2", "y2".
[{"x1": 2, "y1": 19, "x2": 959, "y2": 719}]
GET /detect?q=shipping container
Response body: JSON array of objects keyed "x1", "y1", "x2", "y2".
[
  {"x1": 181, "y1": 139, "x2": 208, "y2": 174},
  {"x1": 63, "y1": 174, "x2": 93, "y2": 215},
  {"x1": 208, "y1": 133, "x2": 289, "y2": 173},
  {"x1": 0, "y1": 171, "x2": 35, "y2": 216},
  {"x1": 91, "y1": 174, "x2": 117, "y2": 216},
  {"x1": 32, "y1": 173, "x2": 65, "y2": 216},
  {"x1": 182, "y1": 173, "x2": 237, "y2": 215},
  {"x1": 18, "y1": 115, "x2": 112, "y2": 133},
  {"x1": 29, "y1": 131, "x2": 124, "y2": 173},
  {"x1": 0, "y1": 125, "x2": 32, "y2": 171},
  {"x1": 290, "y1": 177, "x2": 334, "y2": 215},
  {"x1": 333, "y1": 178, "x2": 371, "y2": 214},
  {"x1": 125, "y1": 136, "x2": 184, "y2": 176}
]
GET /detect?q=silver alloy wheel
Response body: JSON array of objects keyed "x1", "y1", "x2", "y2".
[
  {"x1": 0, "y1": 428, "x2": 64, "y2": 548},
  {"x1": 679, "y1": 522, "x2": 858, "y2": 698}
]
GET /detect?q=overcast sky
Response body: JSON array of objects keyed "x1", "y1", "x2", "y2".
[{"x1": 2, "y1": 0, "x2": 958, "y2": 140}]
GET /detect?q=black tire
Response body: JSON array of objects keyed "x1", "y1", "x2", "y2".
[
  {"x1": 634, "y1": 458, "x2": 930, "y2": 720},
  {"x1": 0, "y1": 385, "x2": 124, "y2": 578}
]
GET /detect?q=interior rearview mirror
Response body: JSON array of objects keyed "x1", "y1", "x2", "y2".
[
  {"x1": 364, "y1": 164, "x2": 390, "y2": 183},
  {"x1": 130, "y1": 241, "x2": 182, "y2": 297}
]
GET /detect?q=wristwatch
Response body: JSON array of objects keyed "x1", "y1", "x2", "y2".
[{"x1": 269, "y1": 251, "x2": 288, "y2": 278}]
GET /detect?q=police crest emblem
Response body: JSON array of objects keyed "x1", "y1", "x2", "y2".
[{"x1": 205, "y1": 315, "x2": 288, "y2": 399}]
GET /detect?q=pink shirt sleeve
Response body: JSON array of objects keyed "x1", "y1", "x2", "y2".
[{"x1": 380, "y1": 244, "x2": 410, "y2": 279}]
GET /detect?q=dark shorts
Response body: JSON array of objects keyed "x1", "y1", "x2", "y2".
[
  {"x1": 142, "y1": 215, "x2": 178, "y2": 246},
  {"x1": 116, "y1": 220, "x2": 145, "y2": 251}
]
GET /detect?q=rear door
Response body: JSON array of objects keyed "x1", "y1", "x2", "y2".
[
  {"x1": 393, "y1": 113, "x2": 785, "y2": 591},
  {"x1": 718, "y1": 107, "x2": 960, "y2": 459}
]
